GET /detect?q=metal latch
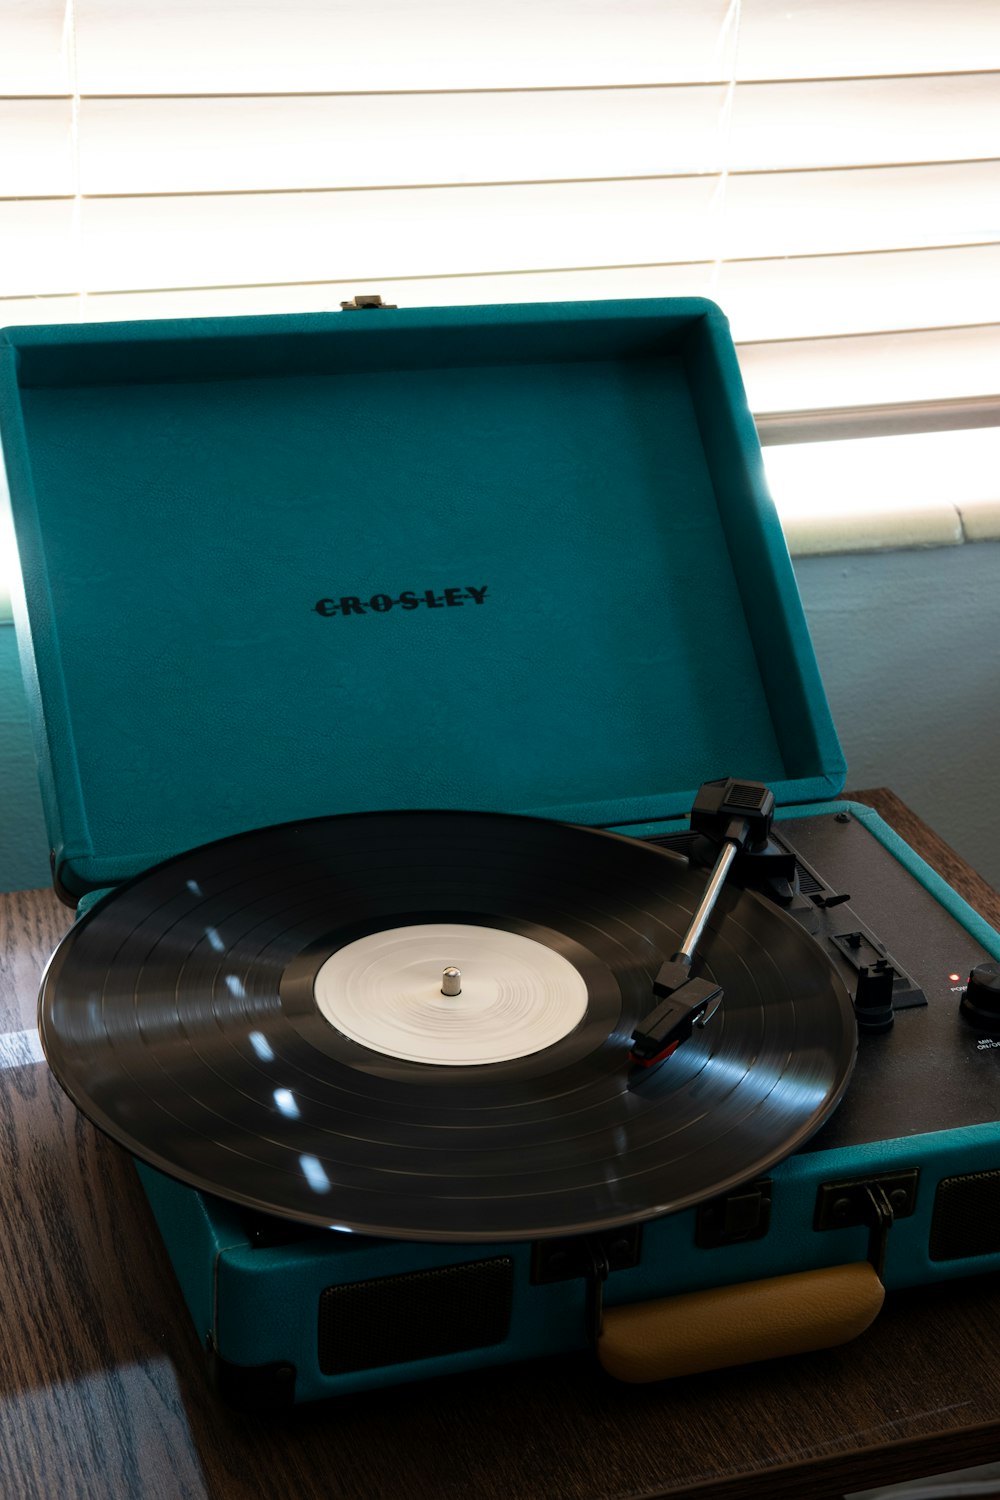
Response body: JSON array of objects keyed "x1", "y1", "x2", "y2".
[
  {"x1": 531, "y1": 1225, "x2": 642, "y2": 1286},
  {"x1": 339, "y1": 294, "x2": 397, "y2": 310},
  {"x1": 814, "y1": 1169, "x2": 919, "y2": 1279},
  {"x1": 531, "y1": 1226, "x2": 642, "y2": 1345}
]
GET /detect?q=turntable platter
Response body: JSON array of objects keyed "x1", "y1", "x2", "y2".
[{"x1": 39, "y1": 810, "x2": 857, "y2": 1241}]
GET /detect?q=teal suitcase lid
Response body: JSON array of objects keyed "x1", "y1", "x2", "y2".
[{"x1": 0, "y1": 298, "x2": 845, "y2": 895}]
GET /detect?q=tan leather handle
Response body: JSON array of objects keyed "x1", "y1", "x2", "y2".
[{"x1": 598, "y1": 1261, "x2": 884, "y2": 1383}]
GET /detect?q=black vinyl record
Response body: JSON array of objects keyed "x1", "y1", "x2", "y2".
[{"x1": 39, "y1": 810, "x2": 857, "y2": 1241}]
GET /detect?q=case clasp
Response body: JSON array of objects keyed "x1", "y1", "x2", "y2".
[{"x1": 339, "y1": 294, "x2": 397, "y2": 310}]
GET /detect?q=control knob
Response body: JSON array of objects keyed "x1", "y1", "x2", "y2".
[{"x1": 960, "y1": 962, "x2": 1000, "y2": 1032}]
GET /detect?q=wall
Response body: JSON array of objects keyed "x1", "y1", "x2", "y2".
[
  {"x1": 1, "y1": 540, "x2": 998, "y2": 893},
  {"x1": 792, "y1": 539, "x2": 1000, "y2": 888},
  {"x1": 0, "y1": 624, "x2": 49, "y2": 892}
]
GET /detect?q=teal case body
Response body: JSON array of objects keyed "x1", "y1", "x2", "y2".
[{"x1": 3, "y1": 299, "x2": 997, "y2": 1405}]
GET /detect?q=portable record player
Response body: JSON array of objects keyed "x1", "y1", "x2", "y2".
[{"x1": 2, "y1": 298, "x2": 1000, "y2": 1410}]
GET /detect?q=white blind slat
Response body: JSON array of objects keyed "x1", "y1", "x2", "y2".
[
  {"x1": 728, "y1": 73, "x2": 1000, "y2": 171},
  {"x1": 0, "y1": 201, "x2": 75, "y2": 300},
  {"x1": 740, "y1": 324, "x2": 1000, "y2": 416},
  {"x1": 1, "y1": 1, "x2": 998, "y2": 430},
  {"x1": 716, "y1": 245, "x2": 1000, "y2": 342},
  {"x1": 735, "y1": 0, "x2": 1000, "y2": 79},
  {"x1": 723, "y1": 161, "x2": 1000, "y2": 260},
  {"x1": 0, "y1": 265, "x2": 719, "y2": 325},
  {"x1": 54, "y1": 179, "x2": 723, "y2": 295},
  {"x1": 6, "y1": 166, "x2": 997, "y2": 300},
  {"x1": 74, "y1": 88, "x2": 731, "y2": 197},
  {"x1": 23, "y1": 72, "x2": 990, "y2": 200},
  {"x1": 0, "y1": 295, "x2": 82, "y2": 328},
  {"x1": 71, "y1": 0, "x2": 736, "y2": 95},
  {"x1": 0, "y1": 100, "x2": 73, "y2": 198},
  {"x1": 0, "y1": 2, "x2": 67, "y2": 95},
  {"x1": 7, "y1": 0, "x2": 997, "y2": 98},
  {"x1": 5, "y1": 246, "x2": 1000, "y2": 366}
]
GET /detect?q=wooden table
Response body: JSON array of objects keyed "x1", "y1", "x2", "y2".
[{"x1": 2, "y1": 791, "x2": 1000, "y2": 1500}]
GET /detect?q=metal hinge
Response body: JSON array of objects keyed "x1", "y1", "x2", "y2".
[{"x1": 339, "y1": 294, "x2": 397, "y2": 310}]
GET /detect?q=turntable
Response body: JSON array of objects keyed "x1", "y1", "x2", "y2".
[{"x1": 2, "y1": 299, "x2": 999, "y2": 1408}]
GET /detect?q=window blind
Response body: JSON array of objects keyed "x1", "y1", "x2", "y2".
[{"x1": 1, "y1": 0, "x2": 998, "y2": 439}]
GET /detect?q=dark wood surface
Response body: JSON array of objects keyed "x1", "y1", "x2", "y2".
[{"x1": 2, "y1": 793, "x2": 1000, "y2": 1500}]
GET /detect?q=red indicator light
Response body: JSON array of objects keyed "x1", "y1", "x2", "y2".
[{"x1": 949, "y1": 973, "x2": 961, "y2": 983}]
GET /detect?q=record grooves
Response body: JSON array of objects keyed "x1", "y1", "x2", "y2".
[{"x1": 39, "y1": 810, "x2": 857, "y2": 1241}]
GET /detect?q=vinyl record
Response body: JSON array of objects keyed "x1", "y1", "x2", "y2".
[{"x1": 39, "y1": 810, "x2": 857, "y2": 1241}]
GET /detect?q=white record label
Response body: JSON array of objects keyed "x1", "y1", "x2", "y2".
[{"x1": 313, "y1": 922, "x2": 589, "y2": 1065}]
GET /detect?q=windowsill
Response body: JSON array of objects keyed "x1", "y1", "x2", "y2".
[
  {"x1": 780, "y1": 495, "x2": 1000, "y2": 557},
  {"x1": 762, "y1": 425, "x2": 1000, "y2": 558}
]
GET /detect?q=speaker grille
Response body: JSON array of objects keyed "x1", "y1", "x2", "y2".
[
  {"x1": 318, "y1": 1257, "x2": 514, "y2": 1376},
  {"x1": 930, "y1": 1170, "x2": 1000, "y2": 1261}
]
